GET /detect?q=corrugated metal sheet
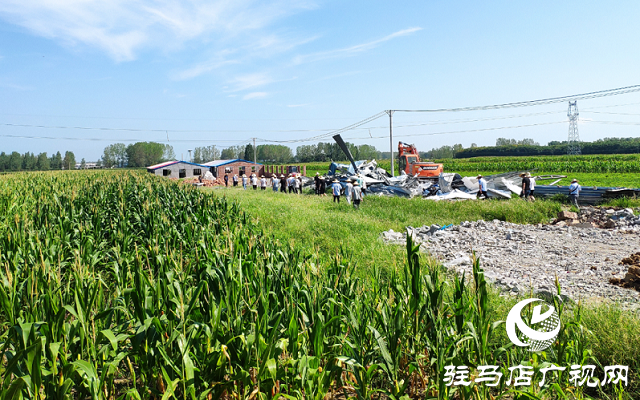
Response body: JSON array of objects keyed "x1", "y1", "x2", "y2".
[
  {"x1": 146, "y1": 160, "x2": 210, "y2": 170},
  {"x1": 202, "y1": 159, "x2": 262, "y2": 167},
  {"x1": 534, "y1": 185, "x2": 640, "y2": 204}
]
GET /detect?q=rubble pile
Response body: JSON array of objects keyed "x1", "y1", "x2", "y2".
[
  {"x1": 381, "y1": 219, "x2": 640, "y2": 306},
  {"x1": 175, "y1": 177, "x2": 227, "y2": 187},
  {"x1": 325, "y1": 160, "x2": 524, "y2": 199},
  {"x1": 551, "y1": 207, "x2": 640, "y2": 229},
  {"x1": 610, "y1": 253, "x2": 640, "y2": 292}
]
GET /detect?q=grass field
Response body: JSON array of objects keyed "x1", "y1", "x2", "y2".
[
  {"x1": 1, "y1": 169, "x2": 639, "y2": 399},
  {"x1": 219, "y1": 187, "x2": 563, "y2": 275}
]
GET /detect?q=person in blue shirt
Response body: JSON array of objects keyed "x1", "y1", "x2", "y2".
[
  {"x1": 476, "y1": 175, "x2": 488, "y2": 199},
  {"x1": 331, "y1": 179, "x2": 342, "y2": 203},
  {"x1": 568, "y1": 178, "x2": 581, "y2": 209},
  {"x1": 242, "y1": 174, "x2": 248, "y2": 190}
]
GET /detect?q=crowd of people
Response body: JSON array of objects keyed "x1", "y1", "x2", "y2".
[
  {"x1": 217, "y1": 170, "x2": 583, "y2": 210},
  {"x1": 218, "y1": 171, "x2": 366, "y2": 208}
]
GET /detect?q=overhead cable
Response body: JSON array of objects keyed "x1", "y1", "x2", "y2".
[{"x1": 391, "y1": 84, "x2": 640, "y2": 113}]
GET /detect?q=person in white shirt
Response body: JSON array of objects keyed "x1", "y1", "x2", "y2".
[
  {"x1": 293, "y1": 175, "x2": 300, "y2": 194},
  {"x1": 527, "y1": 172, "x2": 536, "y2": 201},
  {"x1": 271, "y1": 175, "x2": 279, "y2": 192},
  {"x1": 568, "y1": 178, "x2": 581, "y2": 209},
  {"x1": 297, "y1": 176, "x2": 303, "y2": 194},
  {"x1": 352, "y1": 181, "x2": 363, "y2": 209},
  {"x1": 251, "y1": 174, "x2": 258, "y2": 190},
  {"x1": 260, "y1": 175, "x2": 267, "y2": 190},
  {"x1": 242, "y1": 174, "x2": 248, "y2": 190},
  {"x1": 344, "y1": 179, "x2": 354, "y2": 204},
  {"x1": 476, "y1": 175, "x2": 488, "y2": 199}
]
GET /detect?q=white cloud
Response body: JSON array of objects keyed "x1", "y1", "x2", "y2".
[
  {"x1": 175, "y1": 33, "x2": 318, "y2": 80},
  {"x1": 0, "y1": 0, "x2": 318, "y2": 62},
  {"x1": 243, "y1": 91, "x2": 267, "y2": 100},
  {"x1": 228, "y1": 73, "x2": 274, "y2": 92},
  {"x1": 293, "y1": 27, "x2": 422, "y2": 65},
  {"x1": 174, "y1": 57, "x2": 240, "y2": 80}
]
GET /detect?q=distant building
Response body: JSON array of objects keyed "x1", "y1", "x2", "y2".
[
  {"x1": 147, "y1": 160, "x2": 209, "y2": 178},
  {"x1": 75, "y1": 162, "x2": 100, "y2": 169},
  {"x1": 202, "y1": 159, "x2": 263, "y2": 178}
]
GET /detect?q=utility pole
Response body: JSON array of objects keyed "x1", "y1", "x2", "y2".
[
  {"x1": 188, "y1": 149, "x2": 192, "y2": 163},
  {"x1": 567, "y1": 101, "x2": 581, "y2": 155},
  {"x1": 253, "y1": 138, "x2": 257, "y2": 165},
  {"x1": 386, "y1": 110, "x2": 395, "y2": 176}
]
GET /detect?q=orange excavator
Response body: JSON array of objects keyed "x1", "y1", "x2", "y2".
[{"x1": 397, "y1": 142, "x2": 444, "y2": 181}]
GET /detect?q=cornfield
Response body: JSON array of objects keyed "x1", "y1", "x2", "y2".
[
  {"x1": 438, "y1": 154, "x2": 640, "y2": 173},
  {"x1": 0, "y1": 170, "x2": 633, "y2": 399}
]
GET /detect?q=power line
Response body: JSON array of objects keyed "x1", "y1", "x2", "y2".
[
  {"x1": 0, "y1": 109, "x2": 565, "y2": 135},
  {"x1": 257, "y1": 121, "x2": 566, "y2": 143},
  {"x1": 0, "y1": 122, "x2": 344, "y2": 134},
  {"x1": 583, "y1": 111, "x2": 640, "y2": 116},
  {"x1": 390, "y1": 84, "x2": 640, "y2": 113},
  {"x1": 582, "y1": 101, "x2": 640, "y2": 110},
  {"x1": 586, "y1": 120, "x2": 640, "y2": 126},
  {"x1": 0, "y1": 133, "x2": 252, "y2": 143},
  {"x1": 3, "y1": 84, "x2": 639, "y2": 147}
]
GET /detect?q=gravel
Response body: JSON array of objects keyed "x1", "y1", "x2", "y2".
[{"x1": 381, "y1": 210, "x2": 640, "y2": 308}]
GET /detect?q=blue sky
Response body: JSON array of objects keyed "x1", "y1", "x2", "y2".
[{"x1": 1, "y1": 0, "x2": 640, "y2": 161}]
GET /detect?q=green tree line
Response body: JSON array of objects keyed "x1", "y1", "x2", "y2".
[
  {"x1": 456, "y1": 137, "x2": 640, "y2": 158},
  {"x1": 101, "y1": 142, "x2": 175, "y2": 167},
  {"x1": 0, "y1": 150, "x2": 77, "y2": 172},
  {"x1": 295, "y1": 142, "x2": 380, "y2": 162}
]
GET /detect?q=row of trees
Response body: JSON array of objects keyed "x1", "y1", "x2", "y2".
[
  {"x1": 0, "y1": 151, "x2": 77, "y2": 172},
  {"x1": 455, "y1": 137, "x2": 640, "y2": 158},
  {"x1": 295, "y1": 142, "x2": 380, "y2": 162},
  {"x1": 101, "y1": 142, "x2": 175, "y2": 168}
]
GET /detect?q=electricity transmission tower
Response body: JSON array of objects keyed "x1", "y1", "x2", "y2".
[{"x1": 567, "y1": 101, "x2": 581, "y2": 155}]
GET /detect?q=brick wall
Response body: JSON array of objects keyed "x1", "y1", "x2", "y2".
[{"x1": 214, "y1": 161, "x2": 264, "y2": 178}]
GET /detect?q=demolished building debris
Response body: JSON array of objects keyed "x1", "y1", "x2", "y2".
[
  {"x1": 325, "y1": 137, "x2": 640, "y2": 202},
  {"x1": 610, "y1": 252, "x2": 640, "y2": 292},
  {"x1": 323, "y1": 160, "x2": 640, "y2": 202},
  {"x1": 381, "y1": 217, "x2": 640, "y2": 305}
]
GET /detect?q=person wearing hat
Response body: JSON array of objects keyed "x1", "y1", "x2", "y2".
[
  {"x1": 476, "y1": 175, "x2": 488, "y2": 199},
  {"x1": 355, "y1": 174, "x2": 367, "y2": 197},
  {"x1": 260, "y1": 175, "x2": 267, "y2": 190},
  {"x1": 314, "y1": 172, "x2": 321, "y2": 195},
  {"x1": 232, "y1": 174, "x2": 239, "y2": 187},
  {"x1": 318, "y1": 175, "x2": 327, "y2": 196},
  {"x1": 331, "y1": 179, "x2": 342, "y2": 203},
  {"x1": 251, "y1": 173, "x2": 258, "y2": 190},
  {"x1": 296, "y1": 175, "x2": 303, "y2": 194},
  {"x1": 568, "y1": 178, "x2": 581, "y2": 209},
  {"x1": 271, "y1": 174, "x2": 279, "y2": 192},
  {"x1": 520, "y1": 172, "x2": 531, "y2": 200},
  {"x1": 286, "y1": 174, "x2": 295, "y2": 194},
  {"x1": 527, "y1": 172, "x2": 536, "y2": 201},
  {"x1": 352, "y1": 180, "x2": 363, "y2": 209},
  {"x1": 242, "y1": 174, "x2": 248, "y2": 190},
  {"x1": 280, "y1": 174, "x2": 287, "y2": 193},
  {"x1": 344, "y1": 178, "x2": 354, "y2": 205}
]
